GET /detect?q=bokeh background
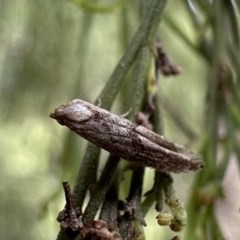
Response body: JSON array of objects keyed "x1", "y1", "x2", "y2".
[{"x1": 0, "y1": 0, "x2": 239, "y2": 239}]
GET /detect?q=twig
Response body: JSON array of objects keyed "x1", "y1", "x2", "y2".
[{"x1": 56, "y1": 182, "x2": 82, "y2": 239}]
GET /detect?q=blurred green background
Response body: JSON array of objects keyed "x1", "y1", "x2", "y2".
[{"x1": 0, "y1": 0, "x2": 239, "y2": 239}]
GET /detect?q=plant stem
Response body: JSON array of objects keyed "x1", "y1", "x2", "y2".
[
  {"x1": 97, "y1": 0, "x2": 167, "y2": 110},
  {"x1": 82, "y1": 155, "x2": 121, "y2": 226}
]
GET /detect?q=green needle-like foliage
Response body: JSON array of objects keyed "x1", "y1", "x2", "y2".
[{"x1": 0, "y1": 0, "x2": 240, "y2": 240}]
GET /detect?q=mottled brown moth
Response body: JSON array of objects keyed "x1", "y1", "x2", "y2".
[{"x1": 50, "y1": 99, "x2": 203, "y2": 173}]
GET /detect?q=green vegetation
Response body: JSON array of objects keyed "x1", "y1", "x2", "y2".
[{"x1": 0, "y1": 0, "x2": 239, "y2": 239}]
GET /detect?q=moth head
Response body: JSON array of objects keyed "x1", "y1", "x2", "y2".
[{"x1": 50, "y1": 99, "x2": 93, "y2": 125}]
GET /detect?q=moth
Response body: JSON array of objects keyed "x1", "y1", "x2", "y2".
[{"x1": 50, "y1": 99, "x2": 203, "y2": 173}]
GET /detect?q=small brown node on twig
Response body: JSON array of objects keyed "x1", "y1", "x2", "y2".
[
  {"x1": 83, "y1": 220, "x2": 112, "y2": 240},
  {"x1": 155, "y1": 42, "x2": 182, "y2": 76},
  {"x1": 171, "y1": 236, "x2": 181, "y2": 240},
  {"x1": 135, "y1": 111, "x2": 153, "y2": 130},
  {"x1": 111, "y1": 231, "x2": 122, "y2": 239},
  {"x1": 57, "y1": 182, "x2": 82, "y2": 238}
]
